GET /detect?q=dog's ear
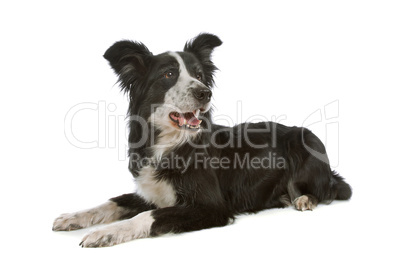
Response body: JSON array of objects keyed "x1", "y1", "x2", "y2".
[
  {"x1": 184, "y1": 33, "x2": 222, "y2": 87},
  {"x1": 104, "y1": 40, "x2": 153, "y2": 93}
]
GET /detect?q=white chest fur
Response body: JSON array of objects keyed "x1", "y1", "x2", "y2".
[{"x1": 135, "y1": 165, "x2": 177, "y2": 208}]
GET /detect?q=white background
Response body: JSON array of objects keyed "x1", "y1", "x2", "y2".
[{"x1": 1, "y1": 0, "x2": 401, "y2": 267}]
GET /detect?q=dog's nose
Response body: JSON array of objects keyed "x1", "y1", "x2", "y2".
[{"x1": 192, "y1": 87, "x2": 212, "y2": 103}]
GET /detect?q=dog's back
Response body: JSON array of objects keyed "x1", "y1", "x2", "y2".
[{"x1": 53, "y1": 33, "x2": 351, "y2": 247}]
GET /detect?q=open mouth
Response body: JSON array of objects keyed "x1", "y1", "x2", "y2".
[{"x1": 169, "y1": 109, "x2": 203, "y2": 131}]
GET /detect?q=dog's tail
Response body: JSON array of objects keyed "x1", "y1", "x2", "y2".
[{"x1": 330, "y1": 170, "x2": 352, "y2": 200}]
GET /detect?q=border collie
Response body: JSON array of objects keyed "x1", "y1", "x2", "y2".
[{"x1": 53, "y1": 33, "x2": 352, "y2": 247}]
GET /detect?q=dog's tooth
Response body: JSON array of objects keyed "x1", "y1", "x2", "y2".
[
  {"x1": 195, "y1": 109, "x2": 200, "y2": 118},
  {"x1": 189, "y1": 125, "x2": 200, "y2": 130}
]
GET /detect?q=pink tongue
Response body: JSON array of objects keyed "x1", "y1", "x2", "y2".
[
  {"x1": 174, "y1": 112, "x2": 200, "y2": 127},
  {"x1": 185, "y1": 113, "x2": 200, "y2": 126}
]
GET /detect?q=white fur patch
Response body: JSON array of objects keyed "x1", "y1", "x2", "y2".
[
  {"x1": 52, "y1": 201, "x2": 125, "y2": 231},
  {"x1": 149, "y1": 108, "x2": 198, "y2": 160},
  {"x1": 136, "y1": 166, "x2": 177, "y2": 208},
  {"x1": 80, "y1": 210, "x2": 154, "y2": 247}
]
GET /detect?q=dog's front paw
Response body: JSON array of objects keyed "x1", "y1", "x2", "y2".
[
  {"x1": 80, "y1": 225, "x2": 130, "y2": 248},
  {"x1": 79, "y1": 211, "x2": 154, "y2": 247},
  {"x1": 53, "y1": 213, "x2": 85, "y2": 231}
]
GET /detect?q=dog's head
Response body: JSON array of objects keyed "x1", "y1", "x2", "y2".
[{"x1": 104, "y1": 33, "x2": 222, "y2": 137}]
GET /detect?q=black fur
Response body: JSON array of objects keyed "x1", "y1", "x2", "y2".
[
  {"x1": 54, "y1": 34, "x2": 352, "y2": 246},
  {"x1": 183, "y1": 34, "x2": 222, "y2": 88},
  {"x1": 101, "y1": 33, "x2": 352, "y2": 238},
  {"x1": 110, "y1": 193, "x2": 156, "y2": 220}
]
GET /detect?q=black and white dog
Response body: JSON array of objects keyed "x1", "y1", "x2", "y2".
[{"x1": 53, "y1": 33, "x2": 352, "y2": 247}]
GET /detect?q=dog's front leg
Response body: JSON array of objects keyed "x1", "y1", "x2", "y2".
[
  {"x1": 79, "y1": 210, "x2": 154, "y2": 247},
  {"x1": 79, "y1": 206, "x2": 231, "y2": 247},
  {"x1": 52, "y1": 193, "x2": 155, "y2": 231}
]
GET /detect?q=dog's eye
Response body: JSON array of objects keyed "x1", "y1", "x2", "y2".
[
  {"x1": 164, "y1": 72, "x2": 175, "y2": 79},
  {"x1": 196, "y1": 74, "x2": 202, "y2": 81}
]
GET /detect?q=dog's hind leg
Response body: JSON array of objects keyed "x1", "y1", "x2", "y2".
[
  {"x1": 287, "y1": 180, "x2": 319, "y2": 211},
  {"x1": 52, "y1": 193, "x2": 155, "y2": 231},
  {"x1": 284, "y1": 128, "x2": 336, "y2": 211}
]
